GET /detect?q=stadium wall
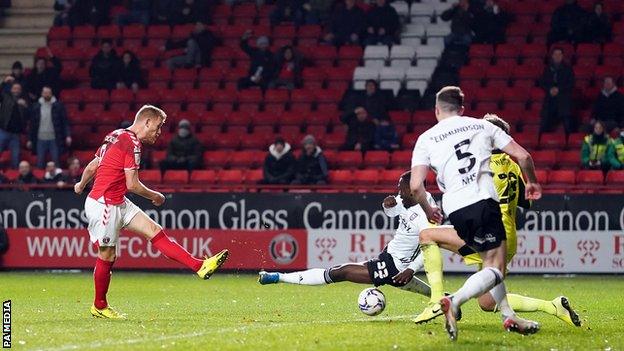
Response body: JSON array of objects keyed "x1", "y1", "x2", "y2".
[{"x1": 0, "y1": 192, "x2": 623, "y2": 273}]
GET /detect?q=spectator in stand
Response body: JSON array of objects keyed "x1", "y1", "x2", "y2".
[
  {"x1": 0, "y1": 80, "x2": 28, "y2": 169},
  {"x1": 89, "y1": 39, "x2": 120, "y2": 90},
  {"x1": 441, "y1": 0, "x2": 473, "y2": 47},
  {"x1": 28, "y1": 86, "x2": 71, "y2": 169},
  {"x1": 269, "y1": 46, "x2": 302, "y2": 90},
  {"x1": 271, "y1": 0, "x2": 305, "y2": 26},
  {"x1": 116, "y1": 51, "x2": 143, "y2": 92},
  {"x1": 539, "y1": 48, "x2": 575, "y2": 134},
  {"x1": 324, "y1": 0, "x2": 365, "y2": 46},
  {"x1": 584, "y1": 2, "x2": 611, "y2": 43},
  {"x1": 341, "y1": 107, "x2": 376, "y2": 151},
  {"x1": 308, "y1": 0, "x2": 333, "y2": 24},
  {"x1": 68, "y1": 0, "x2": 110, "y2": 26},
  {"x1": 53, "y1": 0, "x2": 73, "y2": 26},
  {"x1": 607, "y1": 130, "x2": 624, "y2": 170},
  {"x1": 2, "y1": 62, "x2": 26, "y2": 94},
  {"x1": 262, "y1": 137, "x2": 296, "y2": 184},
  {"x1": 151, "y1": 0, "x2": 173, "y2": 24},
  {"x1": 26, "y1": 48, "x2": 62, "y2": 99},
  {"x1": 592, "y1": 76, "x2": 624, "y2": 132},
  {"x1": 16, "y1": 160, "x2": 38, "y2": 184},
  {"x1": 374, "y1": 119, "x2": 399, "y2": 151},
  {"x1": 159, "y1": 119, "x2": 203, "y2": 172},
  {"x1": 581, "y1": 120, "x2": 611, "y2": 170},
  {"x1": 472, "y1": 0, "x2": 508, "y2": 44},
  {"x1": 292, "y1": 135, "x2": 328, "y2": 185},
  {"x1": 42, "y1": 161, "x2": 65, "y2": 186},
  {"x1": 115, "y1": 0, "x2": 151, "y2": 26},
  {"x1": 364, "y1": 0, "x2": 400, "y2": 46},
  {"x1": 548, "y1": 0, "x2": 587, "y2": 44},
  {"x1": 167, "y1": 22, "x2": 217, "y2": 69},
  {"x1": 346, "y1": 80, "x2": 389, "y2": 123},
  {"x1": 170, "y1": 0, "x2": 209, "y2": 25},
  {"x1": 64, "y1": 156, "x2": 82, "y2": 183},
  {"x1": 238, "y1": 31, "x2": 274, "y2": 90}
]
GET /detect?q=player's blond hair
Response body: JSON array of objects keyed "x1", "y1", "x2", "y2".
[
  {"x1": 483, "y1": 113, "x2": 511, "y2": 135},
  {"x1": 135, "y1": 104, "x2": 167, "y2": 122}
]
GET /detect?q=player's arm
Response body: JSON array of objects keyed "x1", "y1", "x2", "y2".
[
  {"x1": 500, "y1": 140, "x2": 541, "y2": 200},
  {"x1": 124, "y1": 169, "x2": 165, "y2": 206},
  {"x1": 410, "y1": 165, "x2": 443, "y2": 224},
  {"x1": 382, "y1": 195, "x2": 403, "y2": 217},
  {"x1": 74, "y1": 157, "x2": 99, "y2": 194},
  {"x1": 517, "y1": 176, "x2": 531, "y2": 209}
]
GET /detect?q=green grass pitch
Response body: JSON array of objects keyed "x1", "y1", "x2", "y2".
[{"x1": 1, "y1": 272, "x2": 622, "y2": 351}]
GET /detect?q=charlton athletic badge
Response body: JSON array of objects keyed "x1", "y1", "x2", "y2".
[{"x1": 269, "y1": 234, "x2": 298, "y2": 265}]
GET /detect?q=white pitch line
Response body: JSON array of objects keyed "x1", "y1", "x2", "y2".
[{"x1": 31, "y1": 314, "x2": 416, "y2": 351}]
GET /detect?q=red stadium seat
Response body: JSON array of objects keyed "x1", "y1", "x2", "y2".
[
  {"x1": 388, "y1": 111, "x2": 411, "y2": 125},
  {"x1": 379, "y1": 169, "x2": 403, "y2": 185},
  {"x1": 469, "y1": 44, "x2": 494, "y2": 59},
  {"x1": 217, "y1": 169, "x2": 244, "y2": 184},
  {"x1": 244, "y1": 169, "x2": 263, "y2": 184},
  {"x1": 532, "y1": 150, "x2": 558, "y2": 168},
  {"x1": 190, "y1": 170, "x2": 217, "y2": 184},
  {"x1": 213, "y1": 133, "x2": 242, "y2": 149},
  {"x1": 390, "y1": 150, "x2": 410, "y2": 169},
  {"x1": 202, "y1": 112, "x2": 226, "y2": 126},
  {"x1": 535, "y1": 169, "x2": 549, "y2": 184},
  {"x1": 279, "y1": 111, "x2": 306, "y2": 126},
  {"x1": 171, "y1": 24, "x2": 194, "y2": 40},
  {"x1": 459, "y1": 66, "x2": 484, "y2": 81},
  {"x1": 363, "y1": 151, "x2": 390, "y2": 169},
  {"x1": 322, "y1": 133, "x2": 345, "y2": 150},
  {"x1": 163, "y1": 170, "x2": 189, "y2": 184},
  {"x1": 97, "y1": 25, "x2": 120, "y2": 40},
  {"x1": 495, "y1": 44, "x2": 519, "y2": 59},
  {"x1": 329, "y1": 170, "x2": 352, "y2": 185},
  {"x1": 203, "y1": 151, "x2": 231, "y2": 168},
  {"x1": 576, "y1": 170, "x2": 604, "y2": 185},
  {"x1": 559, "y1": 150, "x2": 580, "y2": 168},
  {"x1": 336, "y1": 151, "x2": 362, "y2": 169},
  {"x1": 539, "y1": 133, "x2": 567, "y2": 150},
  {"x1": 354, "y1": 169, "x2": 379, "y2": 185},
  {"x1": 140, "y1": 170, "x2": 162, "y2": 184},
  {"x1": 548, "y1": 170, "x2": 576, "y2": 185},
  {"x1": 240, "y1": 134, "x2": 268, "y2": 149},
  {"x1": 48, "y1": 26, "x2": 71, "y2": 41},
  {"x1": 110, "y1": 88, "x2": 134, "y2": 103},
  {"x1": 606, "y1": 171, "x2": 624, "y2": 185},
  {"x1": 230, "y1": 151, "x2": 262, "y2": 168},
  {"x1": 251, "y1": 111, "x2": 279, "y2": 126}
]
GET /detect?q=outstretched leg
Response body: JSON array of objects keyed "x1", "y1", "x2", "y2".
[
  {"x1": 126, "y1": 211, "x2": 228, "y2": 279},
  {"x1": 259, "y1": 264, "x2": 372, "y2": 285}
]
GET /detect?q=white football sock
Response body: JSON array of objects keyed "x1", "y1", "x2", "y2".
[
  {"x1": 489, "y1": 283, "x2": 514, "y2": 318},
  {"x1": 452, "y1": 267, "x2": 503, "y2": 308},
  {"x1": 278, "y1": 269, "x2": 329, "y2": 285},
  {"x1": 399, "y1": 276, "x2": 431, "y2": 297}
]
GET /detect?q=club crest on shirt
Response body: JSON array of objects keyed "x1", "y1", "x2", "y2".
[{"x1": 409, "y1": 212, "x2": 418, "y2": 221}]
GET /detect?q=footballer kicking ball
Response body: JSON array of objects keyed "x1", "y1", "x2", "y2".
[{"x1": 358, "y1": 287, "x2": 386, "y2": 316}]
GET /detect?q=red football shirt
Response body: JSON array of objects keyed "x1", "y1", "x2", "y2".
[{"x1": 89, "y1": 129, "x2": 142, "y2": 205}]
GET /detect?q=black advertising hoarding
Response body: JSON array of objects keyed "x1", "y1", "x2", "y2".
[{"x1": 0, "y1": 191, "x2": 623, "y2": 231}]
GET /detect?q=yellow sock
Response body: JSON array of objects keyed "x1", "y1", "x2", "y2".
[
  {"x1": 422, "y1": 243, "x2": 444, "y2": 303},
  {"x1": 507, "y1": 294, "x2": 556, "y2": 315}
]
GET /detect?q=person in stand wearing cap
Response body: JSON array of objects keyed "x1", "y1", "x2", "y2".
[
  {"x1": 3, "y1": 61, "x2": 26, "y2": 94},
  {"x1": 262, "y1": 137, "x2": 296, "y2": 184},
  {"x1": 292, "y1": 135, "x2": 328, "y2": 185},
  {"x1": 159, "y1": 119, "x2": 203, "y2": 172},
  {"x1": 238, "y1": 30, "x2": 274, "y2": 91}
]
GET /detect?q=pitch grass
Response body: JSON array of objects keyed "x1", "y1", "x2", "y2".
[{"x1": 1, "y1": 272, "x2": 622, "y2": 351}]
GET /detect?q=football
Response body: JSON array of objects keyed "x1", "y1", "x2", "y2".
[{"x1": 358, "y1": 287, "x2": 386, "y2": 316}]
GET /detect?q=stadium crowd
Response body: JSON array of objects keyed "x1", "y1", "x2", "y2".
[{"x1": 1, "y1": 0, "x2": 624, "y2": 189}]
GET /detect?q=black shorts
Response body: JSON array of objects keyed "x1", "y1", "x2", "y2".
[
  {"x1": 448, "y1": 198, "x2": 506, "y2": 253},
  {"x1": 366, "y1": 250, "x2": 403, "y2": 287}
]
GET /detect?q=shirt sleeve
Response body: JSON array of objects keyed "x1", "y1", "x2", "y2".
[
  {"x1": 122, "y1": 137, "x2": 140, "y2": 170},
  {"x1": 484, "y1": 120, "x2": 513, "y2": 150},
  {"x1": 411, "y1": 134, "x2": 430, "y2": 167},
  {"x1": 383, "y1": 194, "x2": 404, "y2": 217}
]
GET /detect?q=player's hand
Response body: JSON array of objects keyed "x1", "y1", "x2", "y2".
[
  {"x1": 152, "y1": 192, "x2": 165, "y2": 206},
  {"x1": 383, "y1": 195, "x2": 397, "y2": 208},
  {"x1": 392, "y1": 268, "x2": 414, "y2": 285},
  {"x1": 425, "y1": 206, "x2": 444, "y2": 225},
  {"x1": 525, "y1": 182, "x2": 542, "y2": 200},
  {"x1": 74, "y1": 182, "x2": 85, "y2": 194}
]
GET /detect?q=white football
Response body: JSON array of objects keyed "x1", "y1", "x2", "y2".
[{"x1": 358, "y1": 287, "x2": 386, "y2": 316}]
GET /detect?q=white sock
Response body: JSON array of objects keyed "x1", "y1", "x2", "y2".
[
  {"x1": 489, "y1": 283, "x2": 514, "y2": 318},
  {"x1": 399, "y1": 276, "x2": 431, "y2": 297},
  {"x1": 278, "y1": 269, "x2": 330, "y2": 285},
  {"x1": 452, "y1": 267, "x2": 503, "y2": 307}
]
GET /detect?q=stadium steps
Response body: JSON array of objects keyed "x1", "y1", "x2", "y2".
[{"x1": 0, "y1": 0, "x2": 54, "y2": 74}]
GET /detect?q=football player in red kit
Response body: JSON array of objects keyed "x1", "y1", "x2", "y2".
[{"x1": 74, "y1": 105, "x2": 229, "y2": 319}]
